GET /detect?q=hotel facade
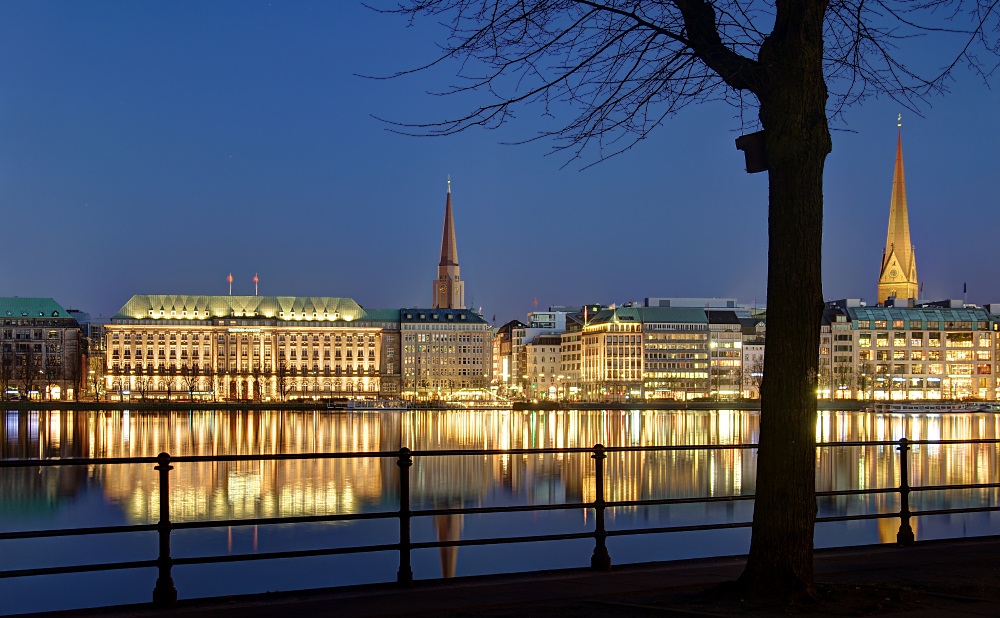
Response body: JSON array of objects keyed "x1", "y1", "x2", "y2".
[{"x1": 104, "y1": 295, "x2": 394, "y2": 400}]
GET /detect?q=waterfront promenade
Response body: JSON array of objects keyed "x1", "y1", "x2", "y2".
[{"x1": 22, "y1": 536, "x2": 1000, "y2": 617}]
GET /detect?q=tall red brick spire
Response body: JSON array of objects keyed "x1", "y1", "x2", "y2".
[
  {"x1": 439, "y1": 178, "x2": 459, "y2": 268},
  {"x1": 433, "y1": 178, "x2": 465, "y2": 309}
]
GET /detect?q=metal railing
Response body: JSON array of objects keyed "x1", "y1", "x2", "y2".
[{"x1": 2, "y1": 437, "x2": 999, "y2": 607}]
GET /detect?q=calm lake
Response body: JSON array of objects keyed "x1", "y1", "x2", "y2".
[{"x1": 2, "y1": 407, "x2": 999, "y2": 614}]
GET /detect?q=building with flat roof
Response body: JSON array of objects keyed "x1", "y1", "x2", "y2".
[{"x1": 821, "y1": 300, "x2": 997, "y2": 400}]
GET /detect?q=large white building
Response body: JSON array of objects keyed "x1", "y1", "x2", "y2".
[{"x1": 104, "y1": 295, "x2": 392, "y2": 401}]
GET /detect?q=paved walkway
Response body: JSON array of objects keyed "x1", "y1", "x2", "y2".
[{"x1": 19, "y1": 536, "x2": 1000, "y2": 617}]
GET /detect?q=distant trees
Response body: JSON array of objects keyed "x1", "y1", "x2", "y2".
[
  {"x1": 854, "y1": 361, "x2": 870, "y2": 400},
  {"x1": 64, "y1": 355, "x2": 80, "y2": 401},
  {"x1": 88, "y1": 354, "x2": 106, "y2": 401},
  {"x1": 833, "y1": 360, "x2": 854, "y2": 399},
  {"x1": 276, "y1": 359, "x2": 291, "y2": 402},
  {"x1": 201, "y1": 364, "x2": 215, "y2": 401},
  {"x1": 180, "y1": 364, "x2": 197, "y2": 399},
  {"x1": 252, "y1": 362, "x2": 264, "y2": 401},
  {"x1": 745, "y1": 356, "x2": 765, "y2": 400},
  {"x1": 18, "y1": 347, "x2": 39, "y2": 397},
  {"x1": 0, "y1": 350, "x2": 13, "y2": 398},
  {"x1": 132, "y1": 363, "x2": 145, "y2": 400}
]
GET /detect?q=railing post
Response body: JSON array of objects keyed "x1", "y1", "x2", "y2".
[
  {"x1": 396, "y1": 447, "x2": 413, "y2": 585},
  {"x1": 152, "y1": 452, "x2": 177, "y2": 607},
  {"x1": 896, "y1": 438, "x2": 915, "y2": 545},
  {"x1": 590, "y1": 444, "x2": 611, "y2": 570}
]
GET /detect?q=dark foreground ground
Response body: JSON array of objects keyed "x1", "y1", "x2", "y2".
[{"x1": 16, "y1": 536, "x2": 1000, "y2": 617}]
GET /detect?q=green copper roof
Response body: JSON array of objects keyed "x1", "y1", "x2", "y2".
[
  {"x1": 0, "y1": 297, "x2": 71, "y2": 319},
  {"x1": 587, "y1": 307, "x2": 708, "y2": 326},
  {"x1": 848, "y1": 306, "x2": 991, "y2": 327},
  {"x1": 113, "y1": 295, "x2": 366, "y2": 322},
  {"x1": 359, "y1": 309, "x2": 401, "y2": 322}
]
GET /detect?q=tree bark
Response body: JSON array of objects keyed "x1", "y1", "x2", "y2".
[{"x1": 737, "y1": 0, "x2": 831, "y2": 600}]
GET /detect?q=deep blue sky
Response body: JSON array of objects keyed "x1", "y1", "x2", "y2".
[{"x1": 1, "y1": 2, "x2": 997, "y2": 323}]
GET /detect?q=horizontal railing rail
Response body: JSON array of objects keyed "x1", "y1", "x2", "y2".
[{"x1": 2, "y1": 437, "x2": 999, "y2": 607}]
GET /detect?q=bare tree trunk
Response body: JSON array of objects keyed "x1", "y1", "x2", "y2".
[{"x1": 738, "y1": 0, "x2": 830, "y2": 599}]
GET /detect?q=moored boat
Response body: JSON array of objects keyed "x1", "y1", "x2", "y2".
[
  {"x1": 865, "y1": 401, "x2": 999, "y2": 414},
  {"x1": 326, "y1": 399, "x2": 410, "y2": 411}
]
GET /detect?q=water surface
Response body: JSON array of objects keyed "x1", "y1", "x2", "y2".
[{"x1": 2, "y1": 408, "x2": 998, "y2": 613}]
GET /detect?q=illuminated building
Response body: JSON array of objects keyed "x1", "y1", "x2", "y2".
[
  {"x1": 739, "y1": 317, "x2": 766, "y2": 399},
  {"x1": 492, "y1": 319, "x2": 526, "y2": 398},
  {"x1": 525, "y1": 333, "x2": 562, "y2": 399},
  {"x1": 399, "y1": 308, "x2": 492, "y2": 400},
  {"x1": 432, "y1": 180, "x2": 465, "y2": 310},
  {"x1": 580, "y1": 306, "x2": 711, "y2": 401},
  {"x1": 572, "y1": 306, "x2": 722, "y2": 401},
  {"x1": 559, "y1": 312, "x2": 584, "y2": 400},
  {"x1": 707, "y1": 310, "x2": 742, "y2": 399},
  {"x1": 877, "y1": 129, "x2": 919, "y2": 304},
  {"x1": 820, "y1": 299, "x2": 997, "y2": 400},
  {"x1": 104, "y1": 295, "x2": 395, "y2": 400},
  {"x1": 582, "y1": 308, "x2": 645, "y2": 401},
  {"x1": 0, "y1": 297, "x2": 82, "y2": 400}
]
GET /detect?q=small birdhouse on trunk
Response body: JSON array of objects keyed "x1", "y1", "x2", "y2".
[{"x1": 735, "y1": 130, "x2": 768, "y2": 173}]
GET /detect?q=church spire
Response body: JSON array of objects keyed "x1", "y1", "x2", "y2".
[
  {"x1": 433, "y1": 178, "x2": 465, "y2": 309},
  {"x1": 877, "y1": 123, "x2": 919, "y2": 304},
  {"x1": 440, "y1": 177, "x2": 459, "y2": 268}
]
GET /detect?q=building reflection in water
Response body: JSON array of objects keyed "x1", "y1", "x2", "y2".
[
  {"x1": 3, "y1": 408, "x2": 1000, "y2": 573},
  {"x1": 434, "y1": 508, "x2": 463, "y2": 578}
]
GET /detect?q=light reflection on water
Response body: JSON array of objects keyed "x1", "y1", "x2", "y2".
[{"x1": 2, "y1": 408, "x2": 999, "y2": 614}]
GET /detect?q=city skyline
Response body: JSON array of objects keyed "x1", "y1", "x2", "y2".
[{"x1": 1, "y1": 2, "x2": 997, "y2": 323}]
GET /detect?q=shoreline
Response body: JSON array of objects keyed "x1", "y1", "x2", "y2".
[{"x1": 2, "y1": 400, "x2": 870, "y2": 412}]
